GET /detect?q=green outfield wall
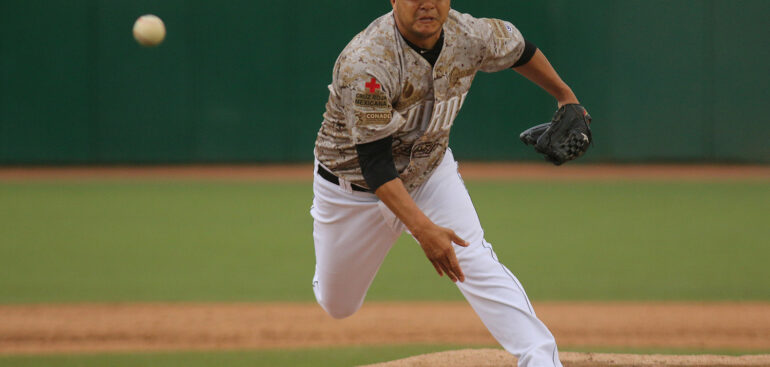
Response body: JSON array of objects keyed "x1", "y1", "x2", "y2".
[{"x1": 1, "y1": 0, "x2": 768, "y2": 164}]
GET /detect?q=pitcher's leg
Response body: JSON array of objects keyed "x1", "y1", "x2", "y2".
[
  {"x1": 455, "y1": 241, "x2": 561, "y2": 366},
  {"x1": 412, "y1": 150, "x2": 562, "y2": 367},
  {"x1": 311, "y1": 176, "x2": 402, "y2": 319}
]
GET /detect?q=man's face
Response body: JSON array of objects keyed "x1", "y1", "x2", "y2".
[{"x1": 391, "y1": 0, "x2": 450, "y2": 41}]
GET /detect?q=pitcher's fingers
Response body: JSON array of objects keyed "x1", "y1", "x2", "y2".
[
  {"x1": 450, "y1": 232, "x2": 469, "y2": 247},
  {"x1": 448, "y1": 253, "x2": 465, "y2": 282},
  {"x1": 440, "y1": 260, "x2": 459, "y2": 283},
  {"x1": 444, "y1": 269, "x2": 458, "y2": 283}
]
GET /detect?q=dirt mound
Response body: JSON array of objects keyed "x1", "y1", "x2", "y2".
[{"x1": 359, "y1": 349, "x2": 770, "y2": 367}]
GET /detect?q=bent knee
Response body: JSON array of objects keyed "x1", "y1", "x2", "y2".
[{"x1": 317, "y1": 299, "x2": 361, "y2": 319}]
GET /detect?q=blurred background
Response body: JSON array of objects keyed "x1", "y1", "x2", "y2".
[
  {"x1": 1, "y1": 0, "x2": 768, "y2": 165},
  {"x1": 0, "y1": 1, "x2": 769, "y2": 365}
]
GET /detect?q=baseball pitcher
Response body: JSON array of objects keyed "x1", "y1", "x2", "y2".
[{"x1": 311, "y1": 1, "x2": 592, "y2": 366}]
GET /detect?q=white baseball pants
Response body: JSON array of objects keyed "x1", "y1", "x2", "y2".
[{"x1": 311, "y1": 149, "x2": 562, "y2": 367}]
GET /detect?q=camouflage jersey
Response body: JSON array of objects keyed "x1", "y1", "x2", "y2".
[{"x1": 314, "y1": 9, "x2": 526, "y2": 191}]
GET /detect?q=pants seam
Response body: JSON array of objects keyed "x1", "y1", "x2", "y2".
[{"x1": 481, "y1": 240, "x2": 535, "y2": 316}]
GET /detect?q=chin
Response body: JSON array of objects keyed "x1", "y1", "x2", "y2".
[{"x1": 413, "y1": 25, "x2": 441, "y2": 38}]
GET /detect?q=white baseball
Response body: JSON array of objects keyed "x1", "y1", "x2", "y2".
[{"x1": 133, "y1": 14, "x2": 166, "y2": 47}]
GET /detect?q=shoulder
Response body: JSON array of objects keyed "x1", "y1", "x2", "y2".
[
  {"x1": 331, "y1": 12, "x2": 401, "y2": 97},
  {"x1": 445, "y1": 9, "x2": 515, "y2": 42},
  {"x1": 445, "y1": 10, "x2": 488, "y2": 40},
  {"x1": 337, "y1": 12, "x2": 400, "y2": 76}
]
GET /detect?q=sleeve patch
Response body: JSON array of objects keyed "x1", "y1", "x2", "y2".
[
  {"x1": 356, "y1": 111, "x2": 392, "y2": 126},
  {"x1": 354, "y1": 92, "x2": 388, "y2": 108},
  {"x1": 348, "y1": 75, "x2": 394, "y2": 130},
  {"x1": 489, "y1": 19, "x2": 515, "y2": 40}
]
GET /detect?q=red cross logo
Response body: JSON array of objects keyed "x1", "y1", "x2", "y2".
[{"x1": 365, "y1": 78, "x2": 381, "y2": 94}]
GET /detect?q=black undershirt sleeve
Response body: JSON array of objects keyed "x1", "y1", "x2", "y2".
[
  {"x1": 356, "y1": 136, "x2": 399, "y2": 192},
  {"x1": 512, "y1": 39, "x2": 538, "y2": 68}
]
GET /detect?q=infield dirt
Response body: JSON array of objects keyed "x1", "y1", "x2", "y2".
[
  {"x1": 362, "y1": 349, "x2": 770, "y2": 367},
  {"x1": 1, "y1": 302, "x2": 768, "y2": 355}
]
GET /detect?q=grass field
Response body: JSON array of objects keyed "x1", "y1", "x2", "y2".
[
  {"x1": 1, "y1": 177, "x2": 768, "y2": 366},
  {"x1": 0, "y1": 345, "x2": 472, "y2": 367},
  {"x1": 1, "y1": 180, "x2": 768, "y2": 303}
]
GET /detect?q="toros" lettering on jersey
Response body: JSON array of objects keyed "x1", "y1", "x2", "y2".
[{"x1": 401, "y1": 93, "x2": 468, "y2": 134}]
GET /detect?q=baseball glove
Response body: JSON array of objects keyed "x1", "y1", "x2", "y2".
[{"x1": 519, "y1": 104, "x2": 592, "y2": 165}]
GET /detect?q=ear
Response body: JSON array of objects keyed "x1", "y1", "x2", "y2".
[{"x1": 390, "y1": 0, "x2": 397, "y2": 9}]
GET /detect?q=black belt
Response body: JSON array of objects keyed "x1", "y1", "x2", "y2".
[{"x1": 317, "y1": 165, "x2": 370, "y2": 192}]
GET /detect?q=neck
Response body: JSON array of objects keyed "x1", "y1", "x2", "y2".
[
  {"x1": 405, "y1": 32, "x2": 441, "y2": 50},
  {"x1": 394, "y1": 20, "x2": 441, "y2": 50}
]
